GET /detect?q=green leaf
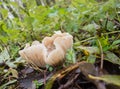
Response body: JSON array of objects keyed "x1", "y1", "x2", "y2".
[
  {"x1": 0, "y1": 49, "x2": 18, "y2": 68},
  {"x1": 107, "y1": 21, "x2": 114, "y2": 31},
  {"x1": 0, "y1": 48, "x2": 10, "y2": 63},
  {"x1": 9, "y1": 45, "x2": 19, "y2": 58},
  {"x1": 112, "y1": 40, "x2": 120, "y2": 45},
  {"x1": 104, "y1": 51, "x2": 120, "y2": 65},
  {"x1": 34, "y1": 80, "x2": 43, "y2": 89},
  {"x1": 87, "y1": 55, "x2": 96, "y2": 64},
  {"x1": 66, "y1": 48, "x2": 76, "y2": 64},
  {"x1": 48, "y1": 11, "x2": 58, "y2": 17},
  {"x1": 97, "y1": 36, "x2": 110, "y2": 51},
  {"x1": 6, "y1": 60, "x2": 17, "y2": 68},
  {"x1": 77, "y1": 46, "x2": 100, "y2": 54},
  {"x1": 14, "y1": 57, "x2": 25, "y2": 64},
  {"x1": 0, "y1": 9, "x2": 8, "y2": 19},
  {"x1": 0, "y1": 24, "x2": 8, "y2": 36},
  {"x1": 49, "y1": 66, "x2": 53, "y2": 72},
  {"x1": 89, "y1": 75, "x2": 120, "y2": 86},
  {"x1": 24, "y1": 16, "x2": 35, "y2": 28},
  {"x1": 82, "y1": 24, "x2": 96, "y2": 32}
]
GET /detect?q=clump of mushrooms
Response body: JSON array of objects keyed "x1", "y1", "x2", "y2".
[{"x1": 19, "y1": 31, "x2": 73, "y2": 68}]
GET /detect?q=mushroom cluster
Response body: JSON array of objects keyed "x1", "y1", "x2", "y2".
[{"x1": 19, "y1": 31, "x2": 73, "y2": 68}]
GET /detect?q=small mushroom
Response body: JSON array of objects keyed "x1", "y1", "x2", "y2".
[
  {"x1": 42, "y1": 37, "x2": 55, "y2": 53},
  {"x1": 44, "y1": 37, "x2": 66, "y2": 66},
  {"x1": 19, "y1": 41, "x2": 47, "y2": 68},
  {"x1": 19, "y1": 31, "x2": 73, "y2": 68},
  {"x1": 45, "y1": 33, "x2": 73, "y2": 66}
]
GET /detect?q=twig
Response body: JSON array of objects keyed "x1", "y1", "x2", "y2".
[
  {"x1": 58, "y1": 74, "x2": 79, "y2": 89},
  {"x1": 108, "y1": 18, "x2": 120, "y2": 27},
  {"x1": 75, "y1": 83, "x2": 82, "y2": 89},
  {"x1": 113, "y1": 20, "x2": 120, "y2": 26},
  {"x1": 97, "y1": 39, "x2": 104, "y2": 70},
  {"x1": 43, "y1": 69, "x2": 47, "y2": 86},
  {"x1": 45, "y1": 62, "x2": 84, "y2": 89}
]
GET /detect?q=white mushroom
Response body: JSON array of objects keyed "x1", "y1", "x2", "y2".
[
  {"x1": 19, "y1": 41, "x2": 47, "y2": 68},
  {"x1": 19, "y1": 31, "x2": 73, "y2": 68}
]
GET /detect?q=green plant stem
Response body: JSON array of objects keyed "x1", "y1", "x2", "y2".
[
  {"x1": 74, "y1": 30, "x2": 120, "y2": 46},
  {"x1": 73, "y1": 37, "x2": 96, "y2": 46},
  {"x1": 103, "y1": 30, "x2": 120, "y2": 35},
  {"x1": 115, "y1": 7, "x2": 120, "y2": 22}
]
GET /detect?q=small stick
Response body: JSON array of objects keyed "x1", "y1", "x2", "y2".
[
  {"x1": 43, "y1": 69, "x2": 47, "y2": 85},
  {"x1": 58, "y1": 74, "x2": 79, "y2": 89},
  {"x1": 97, "y1": 39, "x2": 104, "y2": 70}
]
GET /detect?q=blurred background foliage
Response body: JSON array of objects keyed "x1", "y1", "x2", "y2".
[{"x1": 0, "y1": 0, "x2": 120, "y2": 88}]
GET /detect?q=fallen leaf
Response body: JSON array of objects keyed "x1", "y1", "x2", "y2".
[
  {"x1": 88, "y1": 75, "x2": 120, "y2": 86},
  {"x1": 9, "y1": 68, "x2": 18, "y2": 78},
  {"x1": 79, "y1": 62, "x2": 97, "y2": 76},
  {"x1": 104, "y1": 51, "x2": 120, "y2": 65},
  {"x1": 45, "y1": 61, "x2": 86, "y2": 89}
]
